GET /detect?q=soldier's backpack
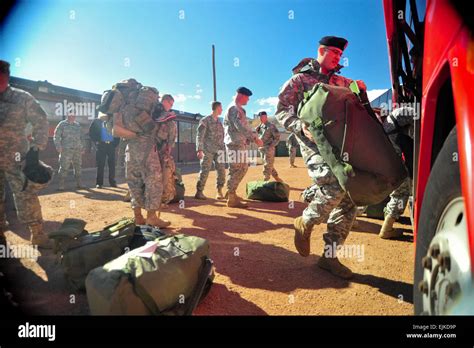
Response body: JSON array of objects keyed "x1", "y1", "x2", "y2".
[
  {"x1": 365, "y1": 196, "x2": 391, "y2": 219},
  {"x1": 246, "y1": 181, "x2": 290, "y2": 202},
  {"x1": 49, "y1": 218, "x2": 162, "y2": 291},
  {"x1": 298, "y1": 83, "x2": 407, "y2": 206},
  {"x1": 170, "y1": 168, "x2": 186, "y2": 204},
  {"x1": 85, "y1": 234, "x2": 214, "y2": 315}
]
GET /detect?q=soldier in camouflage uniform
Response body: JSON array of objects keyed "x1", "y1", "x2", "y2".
[
  {"x1": 256, "y1": 111, "x2": 283, "y2": 182},
  {"x1": 379, "y1": 106, "x2": 415, "y2": 239},
  {"x1": 0, "y1": 60, "x2": 51, "y2": 248},
  {"x1": 276, "y1": 36, "x2": 368, "y2": 279},
  {"x1": 125, "y1": 94, "x2": 171, "y2": 228},
  {"x1": 286, "y1": 132, "x2": 299, "y2": 168},
  {"x1": 195, "y1": 101, "x2": 226, "y2": 200},
  {"x1": 224, "y1": 87, "x2": 263, "y2": 208},
  {"x1": 53, "y1": 114, "x2": 84, "y2": 190},
  {"x1": 155, "y1": 95, "x2": 178, "y2": 207}
]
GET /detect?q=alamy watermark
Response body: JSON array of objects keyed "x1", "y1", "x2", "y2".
[
  {"x1": 0, "y1": 243, "x2": 40, "y2": 261},
  {"x1": 324, "y1": 242, "x2": 365, "y2": 262},
  {"x1": 217, "y1": 149, "x2": 259, "y2": 166},
  {"x1": 379, "y1": 97, "x2": 421, "y2": 119},
  {"x1": 55, "y1": 99, "x2": 96, "y2": 119}
]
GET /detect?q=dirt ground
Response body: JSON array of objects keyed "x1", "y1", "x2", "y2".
[{"x1": 2, "y1": 157, "x2": 414, "y2": 315}]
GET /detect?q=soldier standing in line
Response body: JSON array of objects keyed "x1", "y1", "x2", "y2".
[
  {"x1": 0, "y1": 60, "x2": 51, "y2": 248},
  {"x1": 286, "y1": 132, "x2": 299, "y2": 168},
  {"x1": 276, "y1": 36, "x2": 368, "y2": 279},
  {"x1": 256, "y1": 111, "x2": 283, "y2": 182},
  {"x1": 224, "y1": 87, "x2": 263, "y2": 208},
  {"x1": 194, "y1": 101, "x2": 226, "y2": 200},
  {"x1": 53, "y1": 113, "x2": 85, "y2": 190}
]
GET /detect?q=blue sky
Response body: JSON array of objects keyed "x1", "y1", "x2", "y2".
[{"x1": 1, "y1": 0, "x2": 390, "y2": 117}]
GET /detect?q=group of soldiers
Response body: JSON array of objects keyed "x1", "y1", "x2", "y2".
[{"x1": 1, "y1": 34, "x2": 413, "y2": 280}]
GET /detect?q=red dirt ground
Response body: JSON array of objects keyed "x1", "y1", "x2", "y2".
[{"x1": 2, "y1": 157, "x2": 414, "y2": 315}]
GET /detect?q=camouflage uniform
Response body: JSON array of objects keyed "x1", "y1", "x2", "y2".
[
  {"x1": 287, "y1": 132, "x2": 299, "y2": 166},
  {"x1": 125, "y1": 133, "x2": 162, "y2": 211},
  {"x1": 53, "y1": 120, "x2": 84, "y2": 185},
  {"x1": 256, "y1": 121, "x2": 280, "y2": 180},
  {"x1": 156, "y1": 111, "x2": 178, "y2": 203},
  {"x1": 196, "y1": 114, "x2": 226, "y2": 191},
  {"x1": 383, "y1": 107, "x2": 415, "y2": 220},
  {"x1": 276, "y1": 59, "x2": 358, "y2": 247},
  {"x1": 224, "y1": 103, "x2": 257, "y2": 193},
  {"x1": 0, "y1": 86, "x2": 48, "y2": 229}
]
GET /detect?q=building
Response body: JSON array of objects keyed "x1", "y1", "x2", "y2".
[{"x1": 9, "y1": 76, "x2": 203, "y2": 168}]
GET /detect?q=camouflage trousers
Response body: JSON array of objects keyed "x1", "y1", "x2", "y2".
[
  {"x1": 58, "y1": 149, "x2": 82, "y2": 181},
  {"x1": 160, "y1": 152, "x2": 176, "y2": 204},
  {"x1": 259, "y1": 146, "x2": 278, "y2": 180},
  {"x1": 226, "y1": 144, "x2": 249, "y2": 194},
  {"x1": 384, "y1": 177, "x2": 412, "y2": 220},
  {"x1": 0, "y1": 166, "x2": 43, "y2": 226},
  {"x1": 196, "y1": 150, "x2": 226, "y2": 192},
  {"x1": 125, "y1": 139, "x2": 163, "y2": 211},
  {"x1": 117, "y1": 139, "x2": 128, "y2": 169},
  {"x1": 302, "y1": 156, "x2": 357, "y2": 247},
  {"x1": 289, "y1": 147, "x2": 297, "y2": 166}
]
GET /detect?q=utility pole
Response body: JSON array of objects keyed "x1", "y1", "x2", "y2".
[{"x1": 212, "y1": 44, "x2": 217, "y2": 101}]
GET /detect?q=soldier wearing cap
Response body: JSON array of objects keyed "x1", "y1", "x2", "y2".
[
  {"x1": 0, "y1": 60, "x2": 51, "y2": 248},
  {"x1": 286, "y1": 132, "x2": 299, "y2": 168},
  {"x1": 223, "y1": 87, "x2": 263, "y2": 208},
  {"x1": 256, "y1": 111, "x2": 283, "y2": 182},
  {"x1": 276, "y1": 36, "x2": 368, "y2": 279}
]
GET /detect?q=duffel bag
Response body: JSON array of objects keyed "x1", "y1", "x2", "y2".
[
  {"x1": 85, "y1": 234, "x2": 214, "y2": 315},
  {"x1": 246, "y1": 180, "x2": 290, "y2": 202}
]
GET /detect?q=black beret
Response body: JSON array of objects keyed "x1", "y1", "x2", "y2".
[
  {"x1": 236, "y1": 86, "x2": 252, "y2": 96},
  {"x1": 0, "y1": 60, "x2": 10, "y2": 75},
  {"x1": 319, "y1": 36, "x2": 348, "y2": 51},
  {"x1": 258, "y1": 111, "x2": 267, "y2": 116}
]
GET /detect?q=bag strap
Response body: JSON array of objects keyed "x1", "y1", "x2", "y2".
[
  {"x1": 130, "y1": 274, "x2": 164, "y2": 316},
  {"x1": 183, "y1": 257, "x2": 214, "y2": 316}
]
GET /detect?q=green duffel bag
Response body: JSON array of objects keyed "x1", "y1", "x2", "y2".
[
  {"x1": 49, "y1": 218, "x2": 136, "y2": 291},
  {"x1": 85, "y1": 234, "x2": 214, "y2": 315},
  {"x1": 246, "y1": 181, "x2": 290, "y2": 202}
]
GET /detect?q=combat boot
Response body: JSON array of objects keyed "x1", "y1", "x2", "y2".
[
  {"x1": 290, "y1": 164, "x2": 297, "y2": 168},
  {"x1": 216, "y1": 187, "x2": 225, "y2": 200},
  {"x1": 379, "y1": 216, "x2": 403, "y2": 239},
  {"x1": 273, "y1": 176, "x2": 283, "y2": 183},
  {"x1": 263, "y1": 176, "x2": 270, "y2": 182},
  {"x1": 58, "y1": 178, "x2": 65, "y2": 191},
  {"x1": 133, "y1": 207, "x2": 146, "y2": 225},
  {"x1": 317, "y1": 254, "x2": 353, "y2": 279},
  {"x1": 194, "y1": 190, "x2": 207, "y2": 200},
  {"x1": 227, "y1": 192, "x2": 248, "y2": 208},
  {"x1": 146, "y1": 212, "x2": 171, "y2": 229},
  {"x1": 293, "y1": 216, "x2": 312, "y2": 257},
  {"x1": 29, "y1": 223, "x2": 53, "y2": 249}
]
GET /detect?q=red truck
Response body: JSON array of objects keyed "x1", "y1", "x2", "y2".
[{"x1": 383, "y1": 0, "x2": 474, "y2": 315}]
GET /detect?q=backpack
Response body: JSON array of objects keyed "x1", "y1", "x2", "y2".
[
  {"x1": 298, "y1": 83, "x2": 407, "y2": 206},
  {"x1": 246, "y1": 181, "x2": 290, "y2": 202}
]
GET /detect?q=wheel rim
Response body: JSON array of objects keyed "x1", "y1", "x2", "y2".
[{"x1": 420, "y1": 197, "x2": 472, "y2": 314}]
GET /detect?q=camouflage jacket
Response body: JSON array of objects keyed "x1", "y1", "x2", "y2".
[
  {"x1": 53, "y1": 120, "x2": 84, "y2": 150},
  {"x1": 196, "y1": 114, "x2": 225, "y2": 153},
  {"x1": 383, "y1": 106, "x2": 415, "y2": 156},
  {"x1": 275, "y1": 58, "x2": 358, "y2": 163},
  {"x1": 256, "y1": 121, "x2": 280, "y2": 148},
  {"x1": 0, "y1": 86, "x2": 48, "y2": 169},
  {"x1": 224, "y1": 103, "x2": 256, "y2": 147},
  {"x1": 286, "y1": 132, "x2": 299, "y2": 148}
]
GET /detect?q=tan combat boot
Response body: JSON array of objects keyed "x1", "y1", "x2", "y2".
[
  {"x1": 29, "y1": 223, "x2": 53, "y2": 249},
  {"x1": 216, "y1": 187, "x2": 225, "y2": 200},
  {"x1": 379, "y1": 216, "x2": 403, "y2": 239},
  {"x1": 194, "y1": 190, "x2": 207, "y2": 200},
  {"x1": 227, "y1": 192, "x2": 248, "y2": 208},
  {"x1": 273, "y1": 176, "x2": 283, "y2": 183},
  {"x1": 146, "y1": 211, "x2": 171, "y2": 229},
  {"x1": 317, "y1": 254, "x2": 353, "y2": 279},
  {"x1": 293, "y1": 216, "x2": 312, "y2": 257},
  {"x1": 133, "y1": 207, "x2": 146, "y2": 225}
]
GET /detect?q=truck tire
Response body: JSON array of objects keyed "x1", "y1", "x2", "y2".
[{"x1": 414, "y1": 127, "x2": 472, "y2": 314}]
